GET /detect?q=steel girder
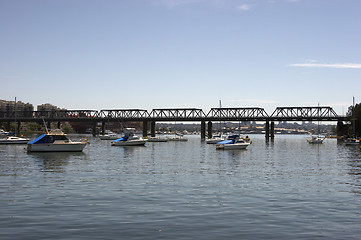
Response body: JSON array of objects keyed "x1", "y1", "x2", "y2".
[
  {"x1": 206, "y1": 108, "x2": 269, "y2": 120},
  {"x1": 0, "y1": 107, "x2": 345, "y2": 122},
  {"x1": 99, "y1": 109, "x2": 148, "y2": 118},
  {"x1": 148, "y1": 108, "x2": 206, "y2": 119},
  {"x1": 270, "y1": 107, "x2": 339, "y2": 120}
]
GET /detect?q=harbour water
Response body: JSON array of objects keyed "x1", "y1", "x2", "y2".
[{"x1": 1, "y1": 134, "x2": 360, "y2": 239}]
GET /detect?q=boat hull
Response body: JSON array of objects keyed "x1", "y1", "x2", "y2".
[
  {"x1": 147, "y1": 138, "x2": 168, "y2": 142},
  {"x1": 216, "y1": 143, "x2": 250, "y2": 150},
  {"x1": 0, "y1": 137, "x2": 29, "y2": 144},
  {"x1": 27, "y1": 142, "x2": 86, "y2": 152},
  {"x1": 307, "y1": 139, "x2": 324, "y2": 144},
  {"x1": 111, "y1": 140, "x2": 147, "y2": 146}
]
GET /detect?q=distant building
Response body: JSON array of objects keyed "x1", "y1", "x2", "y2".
[
  {"x1": 37, "y1": 103, "x2": 65, "y2": 111},
  {"x1": 0, "y1": 99, "x2": 34, "y2": 118}
]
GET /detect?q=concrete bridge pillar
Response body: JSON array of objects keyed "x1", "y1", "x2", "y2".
[
  {"x1": 92, "y1": 122, "x2": 97, "y2": 137},
  {"x1": 201, "y1": 121, "x2": 206, "y2": 139},
  {"x1": 265, "y1": 121, "x2": 270, "y2": 138},
  {"x1": 151, "y1": 121, "x2": 156, "y2": 137},
  {"x1": 207, "y1": 121, "x2": 213, "y2": 139},
  {"x1": 270, "y1": 121, "x2": 275, "y2": 138},
  {"x1": 57, "y1": 121, "x2": 61, "y2": 129},
  {"x1": 143, "y1": 120, "x2": 148, "y2": 138},
  {"x1": 47, "y1": 121, "x2": 51, "y2": 130},
  {"x1": 337, "y1": 121, "x2": 343, "y2": 137}
]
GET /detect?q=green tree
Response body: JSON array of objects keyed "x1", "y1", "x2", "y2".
[{"x1": 346, "y1": 102, "x2": 361, "y2": 137}]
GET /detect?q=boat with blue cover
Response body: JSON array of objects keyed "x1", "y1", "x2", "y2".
[
  {"x1": 27, "y1": 129, "x2": 87, "y2": 152},
  {"x1": 344, "y1": 138, "x2": 360, "y2": 146},
  {"x1": 216, "y1": 135, "x2": 250, "y2": 150},
  {"x1": 111, "y1": 135, "x2": 147, "y2": 146}
]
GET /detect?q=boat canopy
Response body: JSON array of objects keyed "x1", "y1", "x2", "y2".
[
  {"x1": 28, "y1": 134, "x2": 68, "y2": 144},
  {"x1": 28, "y1": 134, "x2": 47, "y2": 144},
  {"x1": 217, "y1": 139, "x2": 235, "y2": 145},
  {"x1": 113, "y1": 136, "x2": 129, "y2": 142}
]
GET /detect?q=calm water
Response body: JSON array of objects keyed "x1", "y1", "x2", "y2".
[{"x1": 1, "y1": 134, "x2": 360, "y2": 240}]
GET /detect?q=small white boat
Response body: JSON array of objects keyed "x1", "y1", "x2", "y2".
[
  {"x1": 344, "y1": 138, "x2": 360, "y2": 146},
  {"x1": 147, "y1": 136, "x2": 168, "y2": 142},
  {"x1": 111, "y1": 135, "x2": 147, "y2": 146},
  {"x1": 0, "y1": 136, "x2": 30, "y2": 144},
  {"x1": 167, "y1": 136, "x2": 188, "y2": 141},
  {"x1": 307, "y1": 135, "x2": 325, "y2": 144},
  {"x1": 99, "y1": 133, "x2": 120, "y2": 140},
  {"x1": 0, "y1": 129, "x2": 11, "y2": 137},
  {"x1": 216, "y1": 135, "x2": 250, "y2": 150},
  {"x1": 206, "y1": 135, "x2": 226, "y2": 144},
  {"x1": 27, "y1": 130, "x2": 87, "y2": 152}
]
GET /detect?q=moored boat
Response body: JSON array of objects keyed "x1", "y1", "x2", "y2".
[
  {"x1": 344, "y1": 138, "x2": 360, "y2": 146},
  {"x1": 147, "y1": 136, "x2": 168, "y2": 142},
  {"x1": 27, "y1": 130, "x2": 87, "y2": 152},
  {"x1": 206, "y1": 135, "x2": 226, "y2": 144},
  {"x1": 0, "y1": 129, "x2": 12, "y2": 137},
  {"x1": 99, "y1": 132, "x2": 121, "y2": 140},
  {"x1": 307, "y1": 135, "x2": 325, "y2": 144},
  {"x1": 0, "y1": 136, "x2": 30, "y2": 144},
  {"x1": 111, "y1": 135, "x2": 147, "y2": 146},
  {"x1": 167, "y1": 136, "x2": 188, "y2": 141},
  {"x1": 216, "y1": 135, "x2": 250, "y2": 150}
]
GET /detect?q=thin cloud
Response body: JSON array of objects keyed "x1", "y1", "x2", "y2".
[
  {"x1": 237, "y1": 4, "x2": 251, "y2": 11},
  {"x1": 289, "y1": 63, "x2": 361, "y2": 69}
]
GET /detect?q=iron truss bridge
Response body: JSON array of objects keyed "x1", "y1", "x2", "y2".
[{"x1": 0, "y1": 106, "x2": 347, "y2": 123}]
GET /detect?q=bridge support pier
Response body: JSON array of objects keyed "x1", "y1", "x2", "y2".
[
  {"x1": 92, "y1": 122, "x2": 97, "y2": 137},
  {"x1": 201, "y1": 121, "x2": 206, "y2": 139},
  {"x1": 47, "y1": 121, "x2": 51, "y2": 130},
  {"x1": 265, "y1": 121, "x2": 270, "y2": 138},
  {"x1": 265, "y1": 121, "x2": 275, "y2": 138},
  {"x1": 151, "y1": 121, "x2": 156, "y2": 137},
  {"x1": 337, "y1": 121, "x2": 343, "y2": 137},
  {"x1": 101, "y1": 121, "x2": 105, "y2": 135},
  {"x1": 143, "y1": 121, "x2": 148, "y2": 138},
  {"x1": 264, "y1": 121, "x2": 275, "y2": 138},
  {"x1": 208, "y1": 121, "x2": 213, "y2": 139},
  {"x1": 57, "y1": 121, "x2": 61, "y2": 129}
]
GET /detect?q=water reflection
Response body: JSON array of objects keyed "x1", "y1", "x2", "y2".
[{"x1": 28, "y1": 152, "x2": 86, "y2": 172}]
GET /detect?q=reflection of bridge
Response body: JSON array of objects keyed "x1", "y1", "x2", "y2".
[{"x1": 0, "y1": 106, "x2": 348, "y2": 138}]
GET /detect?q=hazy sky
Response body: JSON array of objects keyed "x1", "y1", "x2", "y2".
[{"x1": 1, "y1": 0, "x2": 360, "y2": 115}]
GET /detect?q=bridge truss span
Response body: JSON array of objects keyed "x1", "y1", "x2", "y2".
[
  {"x1": 99, "y1": 109, "x2": 149, "y2": 119},
  {"x1": 270, "y1": 106, "x2": 340, "y2": 121},
  {"x1": 206, "y1": 107, "x2": 269, "y2": 121},
  {"x1": 148, "y1": 108, "x2": 206, "y2": 121}
]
